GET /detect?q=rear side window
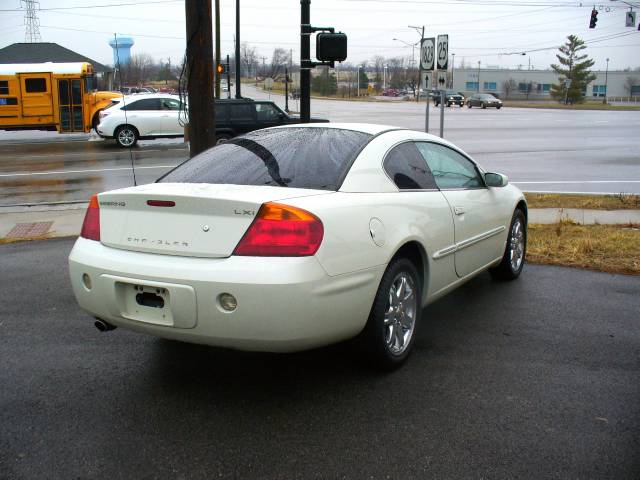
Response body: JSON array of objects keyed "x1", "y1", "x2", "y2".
[
  {"x1": 159, "y1": 128, "x2": 372, "y2": 191},
  {"x1": 230, "y1": 104, "x2": 253, "y2": 121},
  {"x1": 123, "y1": 98, "x2": 161, "y2": 111},
  {"x1": 25, "y1": 78, "x2": 47, "y2": 93},
  {"x1": 383, "y1": 142, "x2": 437, "y2": 190}
]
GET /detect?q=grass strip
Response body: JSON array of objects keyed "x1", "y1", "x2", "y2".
[
  {"x1": 524, "y1": 192, "x2": 640, "y2": 210},
  {"x1": 527, "y1": 221, "x2": 640, "y2": 275}
]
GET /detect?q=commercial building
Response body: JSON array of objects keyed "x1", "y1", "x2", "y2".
[{"x1": 451, "y1": 67, "x2": 640, "y2": 100}]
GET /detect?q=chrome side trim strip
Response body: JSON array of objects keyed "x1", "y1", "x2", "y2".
[
  {"x1": 432, "y1": 244, "x2": 457, "y2": 260},
  {"x1": 457, "y1": 226, "x2": 506, "y2": 250},
  {"x1": 433, "y1": 225, "x2": 506, "y2": 260}
]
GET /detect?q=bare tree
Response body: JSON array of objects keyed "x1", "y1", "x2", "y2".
[
  {"x1": 120, "y1": 53, "x2": 156, "y2": 86},
  {"x1": 502, "y1": 78, "x2": 517, "y2": 99},
  {"x1": 624, "y1": 76, "x2": 639, "y2": 96},
  {"x1": 268, "y1": 48, "x2": 289, "y2": 79},
  {"x1": 241, "y1": 42, "x2": 258, "y2": 77},
  {"x1": 372, "y1": 55, "x2": 385, "y2": 89}
]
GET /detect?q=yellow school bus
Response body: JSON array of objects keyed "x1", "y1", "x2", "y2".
[{"x1": 0, "y1": 62, "x2": 121, "y2": 133}]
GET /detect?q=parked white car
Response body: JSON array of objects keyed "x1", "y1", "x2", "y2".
[
  {"x1": 97, "y1": 94, "x2": 186, "y2": 147},
  {"x1": 69, "y1": 124, "x2": 527, "y2": 368}
]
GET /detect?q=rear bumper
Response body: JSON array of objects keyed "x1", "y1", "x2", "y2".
[{"x1": 69, "y1": 238, "x2": 382, "y2": 352}]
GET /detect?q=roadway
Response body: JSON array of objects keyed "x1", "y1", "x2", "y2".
[
  {"x1": 1, "y1": 238, "x2": 639, "y2": 478},
  {"x1": 0, "y1": 85, "x2": 639, "y2": 205}
]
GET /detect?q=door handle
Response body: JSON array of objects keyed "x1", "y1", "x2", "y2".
[{"x1": 454, "y1": 206, "x2": 465, "y2": 216}]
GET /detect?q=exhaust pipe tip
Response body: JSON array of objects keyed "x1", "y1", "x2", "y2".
[{"x1": 94, "y1": 318, "x2": 117, "y2": 332}]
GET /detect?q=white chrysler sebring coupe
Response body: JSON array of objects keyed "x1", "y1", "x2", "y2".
[{"x1": 69, "y1": 124, "x2": 527, "y2": 368}]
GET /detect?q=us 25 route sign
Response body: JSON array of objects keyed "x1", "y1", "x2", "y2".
[{"x1": 437, "y1": 34, "x2": 448, "y2": 70}]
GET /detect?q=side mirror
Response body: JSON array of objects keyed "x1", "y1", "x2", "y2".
[{"x1": 484, "y1": 172, "x2": 508, "y2": 187}]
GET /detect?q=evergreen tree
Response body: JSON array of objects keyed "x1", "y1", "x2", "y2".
[
  {"x1": 550, "y1": 35, "x2": 596, "y2": 104},
  {"x1": 358, "y1": 68, "x2": 369, "y2": 89},
  {"x1": 311, "y1": 71, "x2": 337, "y2": 96}
]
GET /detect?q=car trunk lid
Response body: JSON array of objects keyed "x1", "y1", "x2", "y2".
[{"x1": 98, "y1": 183, "x2": 329, "y2": 258}]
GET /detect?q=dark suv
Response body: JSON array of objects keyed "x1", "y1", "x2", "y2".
[
  {"x1": 433, "y1": 90, "x2": 465, "y2": 107},
  {"x1": 215, "y1": 99, "x2": 328, "y2": 142}
]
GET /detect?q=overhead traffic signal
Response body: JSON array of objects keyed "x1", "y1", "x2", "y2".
[{"x1": 589, "y1": 8, "x2": 598, "y2": 28}]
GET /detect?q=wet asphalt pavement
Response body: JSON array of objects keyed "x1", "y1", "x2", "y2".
[
  {"x1": 1, "y1": 84, "x2": 639, "y2": 206},
  {"x1": 1, "y1": 237, "x2": 639, "y2": 479}
]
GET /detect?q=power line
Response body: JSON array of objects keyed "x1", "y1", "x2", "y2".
[
  {"x1": 0, "y1": 0, "x2": 181, "y2": 12},
  {"x1": 343, "y1": 0, "x2": 628, "y2": 7}
]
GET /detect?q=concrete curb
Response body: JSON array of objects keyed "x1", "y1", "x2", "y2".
[
  {"x1": 528, "y1": 208, "x2": 640, "y2": 225},
  {"x1": 1, "y1": 206, "x2": 638, "y2": 242}
]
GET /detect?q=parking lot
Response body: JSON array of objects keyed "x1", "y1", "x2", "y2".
[{"x1": 1, "y1": 238, "x2": 639, "y2": 478}]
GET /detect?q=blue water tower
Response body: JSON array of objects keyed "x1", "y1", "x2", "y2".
[{"x1": 108, "y1": 36, "x2": 134, "y2": 66}]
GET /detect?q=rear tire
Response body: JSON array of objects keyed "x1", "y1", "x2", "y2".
[
  {"x1": 490, "y1": 209, "x2": 527, "y2": 281},
  {"x1": 467, "y1": 103, "x2": 472, "y2": 108},
  {"x1": 115, "y1": 125, "x2": 138, "y2": 148},
  {"x1": 360, "y1": 258, "x2": 422, "y2": 369},
  {"x1": 92, "y1": 112, "x2": 101, "y2": 132}
]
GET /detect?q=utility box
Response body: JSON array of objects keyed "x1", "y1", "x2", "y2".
[{"x1": 316, "y1": 32, "x2": 347, "y2": 62}]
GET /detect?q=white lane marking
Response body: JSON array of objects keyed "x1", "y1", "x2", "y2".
[
  {"x1": 513, "y1": 181, "x2": 640, "y2": 184},
  {"x1": 521, "y1": 190, "x2": 635, "y2": 195},
  {"x1": 0, "y1": 165, "x2": 176, "y2": 178},
  {"x1": 3, "y1": 149, "x2": 181, "y2": 160}
]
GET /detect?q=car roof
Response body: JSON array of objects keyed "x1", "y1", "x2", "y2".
[
  {"x1": 120, "y1": 93, "x2": 180, "y2": 102},
  {"x1": 273, "y1": 123, "x2": 401, "y2": 135}
]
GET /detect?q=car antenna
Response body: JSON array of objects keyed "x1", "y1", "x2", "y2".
[{"x1": 113, "y1": 33, "x2": 137, "y2": 186}]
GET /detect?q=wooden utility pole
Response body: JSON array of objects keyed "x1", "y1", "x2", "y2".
[{"x1": 185, "y1": 0, "x2": 216, "y2": 157}]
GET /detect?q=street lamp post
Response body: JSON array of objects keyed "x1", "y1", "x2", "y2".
[
  {"x1": 477, "y1": 60, "x2": 481, "y2": 92},
  {"x1": 393, "y1": 37, "x2": 420, "y2": 99},
  {"x1": 451, "y1": 53, "x2": 455, "y2": 89},
  {"x1": 408, "y1": 25, "x2": 425, "y2": 101},
  {"x1": 383, "y1": 64, "x2": 388, "y2": 90},
  {"x1": 357, "y1": 65, "x2": 361, "y2": 97},
  {"x1": 392, "y1": 38, "x2": 417, "y2": 68},
  {"x1": 603, "y1": 57, "x2": 609, "y2": 105}
]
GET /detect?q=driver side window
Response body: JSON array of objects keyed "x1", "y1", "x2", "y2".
[
  {"x1": 415, "y1": 142, "x2": 483, "y2": 189},
  {"x1": 255, "y1": 103, "x2": 281, "y2": 121}
]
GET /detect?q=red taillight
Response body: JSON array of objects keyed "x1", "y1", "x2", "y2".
[
  {"x1": 80, "y1": 194, "x2": 100, "y2": 241},
  {"x1": 233, "y1": 202, "x2": 323, "y2": 257}
]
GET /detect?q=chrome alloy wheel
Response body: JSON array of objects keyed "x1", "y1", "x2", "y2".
[
  {"x1": 117, "y1": 128, "x2": 136, "y2": 147},
  {"x1": 509, "y1": 217, "x2": 525, "y2": 272},
  {"x1": 384, "y1": 273, "x2": 418, "y2": 355}
]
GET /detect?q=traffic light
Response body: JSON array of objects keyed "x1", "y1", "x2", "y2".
[
  {"x1": 589, "y1": 8, "x2": 598, "y2": 28},
  {"x1": 216, "y1": 64, "x2": 226, "y2": 74}
]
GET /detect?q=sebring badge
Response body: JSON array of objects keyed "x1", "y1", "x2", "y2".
[{"x1": 203, "y1": 225, "x2": 210, "y2": 232}]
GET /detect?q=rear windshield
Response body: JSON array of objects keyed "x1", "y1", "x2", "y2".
[{"x1": 159, "y1": 128, "x2": 372, "y2": 191}]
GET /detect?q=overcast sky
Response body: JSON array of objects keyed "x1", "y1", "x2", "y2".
[{"x1": 1, "y1": 0, "x2": 638, "y2": 71}]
